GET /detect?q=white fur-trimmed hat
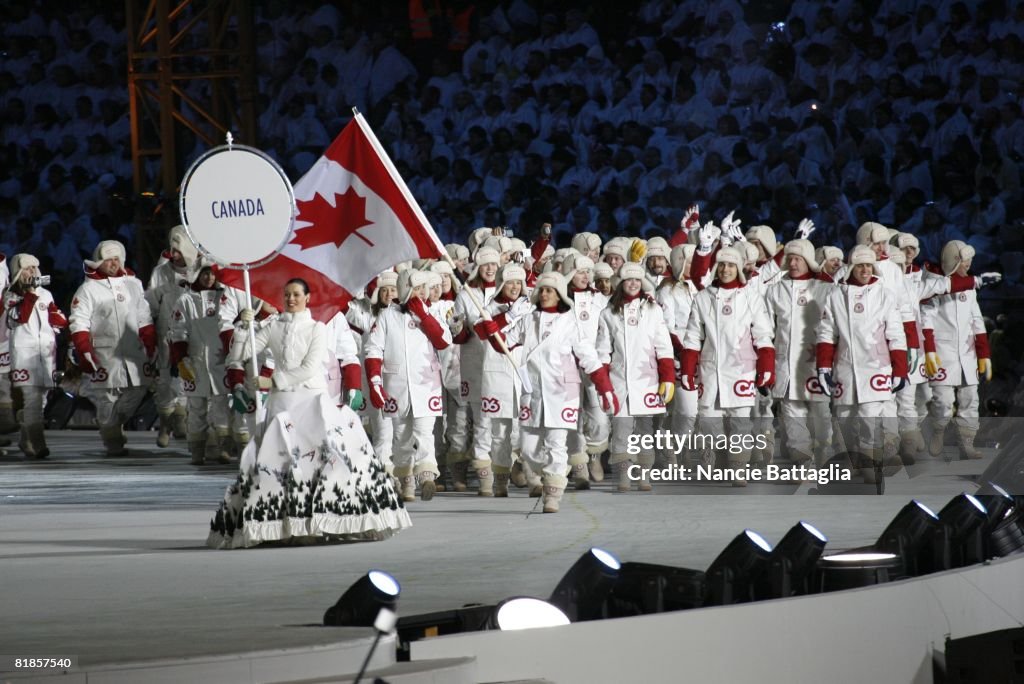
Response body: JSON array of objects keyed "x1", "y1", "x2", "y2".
[
  {"x1": 940, "y1": 240, "x2": 975, "y2": 276},
  {"x1": 571, "y1": 232, "x2": 602, "y2": 255},
  {"x1": 561, "y1": 252, "x2": 595, "y2": 282},
  {"x1": 85, "y1": 239, "x2": 127, "y2": 270},
  {"x1": 896, "y1": 233, "x2": 919, "y2": 251},
  {"x1": 530, "y1": 271, "x2": 573, "y2": 308},
  {"x1": 468, "y1": 227, "x2": 493, "y2": 254},
  {"x1": 715, "y1": 246, "x2": 747, "y2": 283},
  {"x1": 603, "y1": 238, "x2": 629, "y2": 260},
  {"x1": 857, "y1": 221, "x2": 890, "y2": 245},
  {"x1": 593, "y1": 262, "x2": 615, "y2": 280},
  {"x1": 740, "y1": 241, "x2": 760, "y2": 265},
  {"x1": 816, "y1": 246, "x2": 843, "y2": 264},
  {"x1": 397, "y1": 268, "x2": 432, "y2": 304},
  {"x1": 429, "y1": 260, "x2": 461, "y2": 293},
  {"x1": 784, "y1": 239, "x2": 821, "y2": 273},
  {"x1": 370, "y1": 271, "x2": 400, "y2": 305},
  {"x1": 745, "y1": 225, "x2": 778, "y2": 257},
  {"x1": 848, "y1": 244, "x2": 879, "y2": 269},
  {"x1": 669, "y1": 243, "x2": 696, "y2": 281},
  {"x1": 469, "y1": 247, "x2": 501, "y2": 281},
  {"x1": 10, "y1": 253, "x2": 41, "y2": 280},
  {"x1": 446, "y1": 243, "x2": 470, "y2": 262},
  {"x1": 645, "y1": 236, "x2": 671, "y2": 260},
  {"x1": 168, "y1": 224, "x2": 198, "y2": 266},
  {"x1": 482, "y1": 235, "x2": 514, "y2": 256},
  {"x1": 423, "y1": 270, "x2": 443, "y2": 290},
  {"x1": 496, "y1": 262, "x2": 527, "y2": 291}
]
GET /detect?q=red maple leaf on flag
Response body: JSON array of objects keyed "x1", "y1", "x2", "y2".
[{"x1": 290, "y1": 187, "x2": 375, "y2": 250}]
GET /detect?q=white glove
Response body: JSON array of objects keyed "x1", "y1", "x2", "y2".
[
  {"x1": 681, "y1": 204, "x2": 700, "y2": 234},
  {"x1": 796, "y1": 218, "x2": 816, "y2": 240},
  {"x1": 507, "y1": 297, "x2": 533, "y2": 321},
  {"x1": 975, "y1": 272, "x2": 1002, "y2": 288},
  {"x1": 722, "y1": 212, "x2": 745, "y2": 245},
  {"x1": 817, "y1": 368, "x2": 835, "y2": 397},
  {"x1": 239, "y1": 308, "x2": 255, "y2": 328},
  {"x1": 696, "y1": 221, "x2": 721, "y2": 255}
]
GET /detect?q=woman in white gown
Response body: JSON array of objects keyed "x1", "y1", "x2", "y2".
[{"x1": 207, "y1": 278, "x2": 411, "y2": 549}]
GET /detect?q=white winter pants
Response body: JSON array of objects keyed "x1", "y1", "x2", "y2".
[
  {"x1": 391, "y1": 416, "x2": 438, "y2": 474},
  {"x1": 18, "y1": 385, "x2": 48, "y2": 425},
  {"x1": 896, "y1": 381, "x2": 925, "y2": 432},
  {"x1": 610, "y1": 415, "x2": 656, "y2": 465},
  {"x1": 698, "y1": 403, "x2": 753, "y2": 464},
  {"x1": 474, "y1": 416, "x2": 515, "y2": 468},
  {"x1": 835, "y1": 401, "x2": 894, "y2": 453},
  {"x1": 780, "y1": 399, "x2": 830, "y2": 456},
  {"x1": 370, "y1": 408, "x2": 394, "y2": 462},
  {"x1": 187, "y1": 395, "x2": 230, "y2": 435},
  {"x1": 0, "y1": 372, "x2": 12, "y2": 407},
  {"x1": 519, "y1": 426, "x2": 569, "y2": 478},
  {"x1": 472, "y1": 413, "x2": 493, "y2": 462},
  {"x1": 84, "y1": 386, "x2": 149, "y2": 429},
  {"x1": 444, "y1": 389, "x2": 471, "y2": 458},
  {"x1": 929, "y1": 384, "x2": 979, "y2": 431}
]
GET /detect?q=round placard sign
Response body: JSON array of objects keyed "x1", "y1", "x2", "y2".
[{"x1": 179, "y1": 144, "x2": 295, "y2": 268}]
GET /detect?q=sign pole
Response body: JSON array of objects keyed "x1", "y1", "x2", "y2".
[{"x1": 241, "y1": 264, "x2": 262, "y2": 416}]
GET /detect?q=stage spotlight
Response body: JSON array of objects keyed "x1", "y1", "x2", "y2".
[
  {"x1": 976, "y1": 484, "x2": 1016, "y2": 525},
  {"x1": 491, "y1": 597, "x2": 570, "y2": 631},
  {"x1": 816, "y1": 552, "x2": 902, "y2": 592},
  {"x1": 549, "y1": 547, "x2": 621, "y2": 621},
  {"x1": 766, "y1": 521, "x2": 828, "y2": 598},
  {"x1": 323, "y1": 570, "x2": 401, "y2": 627},
  {"x1": 603, "y1": 562, "x2": 706, "y2": 617},
  {"x1": 705, "y1": 529, "x2": 773, "y2": 605},
  {"x1": 876, "y1": 500, "x2": 942, "y2": 577},
  {"x1": 938, "y1": 493, "x2": 989, "y2": 567},
  {"x1": 987, "y1": 509, "x2": 1024, "y2": 558}
]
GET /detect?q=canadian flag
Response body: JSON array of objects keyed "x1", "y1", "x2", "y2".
[{"x1": 219, "y1": 112, "x2": 447, "y2": 322}]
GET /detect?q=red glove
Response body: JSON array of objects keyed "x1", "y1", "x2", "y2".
[
  {"x1": 589, "y1": 365, "x2": 620, "y2": 415},
  {"x1": 657, "y1": 357, "x2": 675, "y2": 384},
  {"x1": 406, "y1": 296, "x2": 428, "y2": 320},
  {"x1": 816, "y1": 342, "x2": 836, "y2": 369},
  {"x1": 417, "y1": 311, "x2": 450, "y2": 350},
  {"x1": 679, "y1": 348, "x2": 699, "y2": 388},
  {"x1": 890, "y1": 349, "x2": 909, "y2": 378},
  {"x1": 47, "y1": 302, "x2": 67, "y2": 328},
  {"x1": 139, "y1": 324, "x2": 157, "y2": 359},
  {"x1": 755, "y1": 347, "x2": 775, "y2": 385},
  {"x1": 169, "y1": 341, "x2": 189, "y2": 367},
  {"x1": 903, "y1": 321, "x2": 919, "y2": 350},
  {"x1": 922, "y1": 329, "x2": 937, "y2": 354},
  {"x1": 17, "y1": 292, "x2": 38, "y2": 324},
  {"x1": 219, "y1": 329, "x2": 233, "y2": 356},
  {"x1": 341, "y1": 363, "x2": 362, "y2": 393},
  {"x1": 975, "y1": 332, "x2": 991, "y2": 359},
  {"x1": 473, "y1": 318, "x2": 500, "y2": 340},
  {"x1": 365, "y1": 358, "x2": 391, "y2": 409},
  {"x1": 226, "y1": 367, "x2": 246, "y2": 388},
  {"x1": 71, "y1": 330, "x2": 99, "y2": 373}
]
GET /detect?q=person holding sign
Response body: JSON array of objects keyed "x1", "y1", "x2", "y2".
[{"x1": 207, "y1": 278, "x2": 410, "y2": 548}]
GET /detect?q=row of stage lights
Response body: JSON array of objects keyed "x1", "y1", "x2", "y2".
[{"x1": 323, "y1": 485, "x2": 1024, "y2": 644}]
